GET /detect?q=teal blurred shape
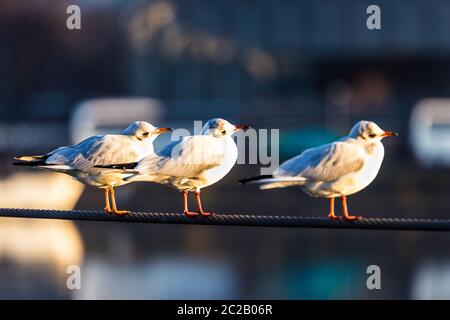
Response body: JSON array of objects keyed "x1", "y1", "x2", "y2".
[
  {"x1": 283, "y1": 261, "x2": 364, "y2": 300},
  {"x1": 279, "y1": 127, "x2": 340, "y2": 159}
]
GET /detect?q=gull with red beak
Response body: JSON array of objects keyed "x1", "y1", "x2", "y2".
[
  {"x1": 13, "y1": 121, "x2": 172, "y2": 214},
  {"x1": 98, "y1": 118, "x2": 250, "y2": 217},
  {"x1": 240, "y1": 120, "x2": 397, "y2": 220}
]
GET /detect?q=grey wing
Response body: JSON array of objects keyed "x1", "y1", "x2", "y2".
[
  {"x1": 136, "y1": 136, "x2": 224, "y2": 177},
  {"x1": 46, "y1": 135, "x2": 139, "y2": 171},
  {"x1": 44, "y1": 145, "x2": 83, "y2": 168},
  {"x1": 275, "y1": 141, "x2": 365, "y2": 182},
  {"x1": 79, "y1": 135, "x2": 140, "y2": 166}
]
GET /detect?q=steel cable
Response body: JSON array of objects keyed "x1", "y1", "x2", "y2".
[{"x1": 0, "y1": 208, "x2": 449, "y2": 231}]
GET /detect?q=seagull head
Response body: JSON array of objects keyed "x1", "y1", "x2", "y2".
[
  {"x1": 349, "y1": 120, "x2": 398, "y2": 142},
  {"x1": 201, "y1": 118, "x2": 250, "y2": 138},
  {"x1": 122, "y1": 121, "x2": 172, "y2": 141}
]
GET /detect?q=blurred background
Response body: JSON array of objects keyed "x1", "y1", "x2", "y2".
[{"x1": 1, "y1": 0, "x2": 450, "y2": 299}]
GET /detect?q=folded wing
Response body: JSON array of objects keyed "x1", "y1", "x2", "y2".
[
  {"x1": 132, "y1": 135, "x2": 224, "y2": 179},
  {"x1": 275, "y1": 141, "x2": 365, "y2": 181},
  {"x1": 15, "y1": 135, "x2": 140, "y2": 172}
]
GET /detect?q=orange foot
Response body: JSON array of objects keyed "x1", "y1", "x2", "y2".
[
  {"x1": 184, "y1": 211, "x2": 200, "y2": 217},
  {"x1": 328, "y1": 213, "x2": 340, "y2": 220},
  {"x1": 200, "y1": 212, "x2": 215, "y2": 217},
  {"x1": 111, "y1": 210, "x2": 130, "y2": 215},
  {"x1": 343, "y1": 215, "x2": 362, "y2": 221}
]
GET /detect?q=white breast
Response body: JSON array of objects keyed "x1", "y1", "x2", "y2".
[
  {"x1": 344, "y1": 141, "x2": 385, "y2": 196},
  {"x1": 134, "y1": 140, "x2": 155, "y2": 161},
  {"x1": 202, "y1": 137, "x2": 238, "y2": 188}
]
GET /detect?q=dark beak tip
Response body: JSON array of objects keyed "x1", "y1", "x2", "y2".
[
  {"x1": 384, "y1": 131, "x2": 398, "y2": 137},
  {"x1": 157, "y1": 127, "x2": 173, "y2": 133},
  {"x1": 236, "y1": 124, "x2": 251, "y2": 131}
]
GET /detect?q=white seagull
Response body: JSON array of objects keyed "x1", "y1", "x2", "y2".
[
  {"x1": 240, "y1": 120, "x2": 397, "y2": 220},
  {"x1": 97, "y1": 118, "x2": 249, "y2": 217},
  {"x1": 13, "y1": 121, "x2": 172, "y2": 214}
]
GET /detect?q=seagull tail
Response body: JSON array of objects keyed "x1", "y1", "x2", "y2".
[
  {"x1": 12, "y1": 154, "x2": 49, "y2": 166},
  {"x1": 239, "y1": 175, "x2": 307, "y2": 190}
]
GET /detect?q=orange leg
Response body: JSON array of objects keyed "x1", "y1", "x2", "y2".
[
  {"x1": 103, "y1": 188, "x2": 112, "y2": 213},
  {"x1": 341, "y1": 195, "x2": 361, "y2": 221},
  {"x1": 183, "y1": 191, "x2": 199, "y2": 217},
  {"x1": 327, "y1": 197, "x2": 339, "y2": 220},
  {"x1": 195, "y1": 192, "x2": 214, "y2": 216},
  {"x1": 109, "y1": 187, "x2": 129, "y2": 215}
]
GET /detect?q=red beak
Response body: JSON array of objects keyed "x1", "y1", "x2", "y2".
[
  {"x1": 382, "y1": 131, "x2": 398, "y2": 137},
  {"x1": 154, "y1": 127, "x2": 173, "y2": 134},
  {"x1": 234, "y1": 124, "x2": 250, "y2": 132}
]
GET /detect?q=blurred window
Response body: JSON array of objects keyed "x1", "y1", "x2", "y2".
[
  {"x1": 410, "y1": 99, "x2": 450, "y2": 167},
  {"x1": 70, "y1": 98, "x2": 165, "y2": 144}
]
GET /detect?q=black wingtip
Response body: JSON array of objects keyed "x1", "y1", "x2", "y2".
[
  {"x1": 94, "y1": 162, "x2": 138, "y2": 170},
  {"x1": 12, "y1": 160, "x2": 45, "y2": 166},
  {"x1": 238, "y1": 175, "x2": 273, "y2": 185}
]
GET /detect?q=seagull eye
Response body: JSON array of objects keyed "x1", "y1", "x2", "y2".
[
  {"x1": 368, "y1": 134, "x2": 377, "y2": 138},
  {"x1": 221, "y1": 130, "x2": 226, "y2": 135},
  {"x1": 142, "y1": 132, "x2": 149, "y2": 137}
]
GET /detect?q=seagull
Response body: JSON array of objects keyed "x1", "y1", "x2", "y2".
[
  {"x1": 13, "y1": 121, "x2": 172, "y2": 214},
  {"x1": 239, "y1": 120, "x2": 397, "y2": 220},
  {"x1": 97, "y1": 118, "x2": 249, "y2": 217}
]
